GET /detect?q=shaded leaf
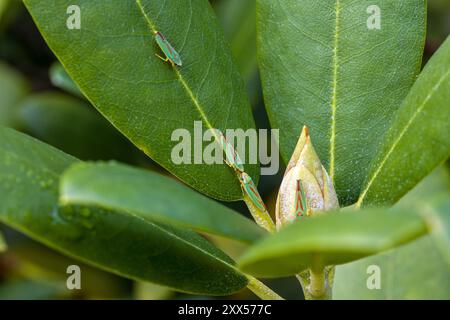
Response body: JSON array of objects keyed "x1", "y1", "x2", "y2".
[
  {"x1": 16, "y1": 92, "x2": 138, "y2": 162},
  {"x1": 0, "y1": 127, "x2": 248, "y2": 295},
  {"x1": 134, "y1": 282, "x2": 174, "y2": 300},
  {"x1": 59, "y1": 161, "x2": 266, "y2": 243},
  {"x1": 0, "y1": 0, "x2": 21, "y2": 31},
  {"x1": 395, "y1": 166, "x2": 450, "y2": 207},
  {"x1": 0, "y1": 280, "x2": 67, "y2": 300},
  {"x1": 7, "y1": 231, "x2": 130, "y2": 299},
  {"x1": 238, "y1": 208, "x2": 427, "y2": 278},
  {"x1": 24, "y1": 0, "x2": 258, "y2": 201},
  {"x1": 49, "y1": 62, "x2": 84, "y2": 98},
  {"x1": 421, "y1": 196, "x2": 450, "y2": 265},
  {"x1": 257, "y1": 0, "x2": 426, "y2": 204},
  {"x1": 333, "y1": 170, "x2": 450, "y2": 299},
  {"x1": 0, "y1": 62, "x2": 29, "y2": 127},
  {"x1": 0, "y1": 229, "x2": 6, "y2": 252},
  {"x1": 0, "y1": 0, "x2": 9, "y2": 22},
  {"x1": 214, "y1": 0, "x2": 257, "y2": 79},
  {"x1": 333, "y1": 236, "x2": 449, "y2": 299},
  {"x1": 214, "y1": 0, "x2": 260, "y2": 108},
  {"x1": 357, "y1": 36, "x2": 450, "y2": 207}
]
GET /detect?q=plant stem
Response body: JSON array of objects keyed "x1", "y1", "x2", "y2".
[
  {"x1": 243, "y1": 193, "x2": 276, "y2": 233},
  {"x1": 296, "y1": 266, "x2": 334, "y2": 300},
  {"x1": 309, "y1": 266, "x2": 325, "y2": 297},
  {"x1": 246, "y1": 276, "x2": 284, "y2": 300}
]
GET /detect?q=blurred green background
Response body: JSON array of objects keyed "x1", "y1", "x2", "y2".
[{"x1": 0, "y1": 0, "x2": 448, "y2": 299}]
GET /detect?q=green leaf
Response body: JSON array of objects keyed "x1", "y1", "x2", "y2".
[
  {"x1": 16, "y1": 92, "x2": 138, "y2": 162},
  {"x1": 0, "y1": 127, "x2": 248, "y2": 295},
  {"x1": 59, "y1": 161, "x2": 265, "y2": 243},
  {"x1": 421, "y1": 197, "x2": 450, "y2": 265},
  {"x1": 257, "y1": 0, "x2": 426, "y2": 205},
  {"x1": 0, "y1": 0, "x2": 9, "y2": 22},
  {"x1": 357, "y1": 36, "x2": 450, "y2": 207},
  {"x1": 0, "y1": 280, "x2": 67, "y2": 300},
  {"x1": 238, "y1": 208, "x2": 427, "y2": 278},
  {"x1": 0, "y1": 229, "x2": 6, "y2": 252},
  {"x1": 0, "y1": 62, "x2": 30, "y2": 127},
  {"x1": 24, "y1": 0, "x2": 258, "y2": 201},
  {"x1": 8, "y1": 235, "x2": 130, "y2": 299},
  {"x1": 134, "y1": 282, "x2": 174, "y2": 300},
  {"x1": 214, "y1": 0, "x2": 260, "y2": 108},
  {"x1": 333, "y1": 172, "x2": 450, "y2": 299},
  {"x1": 395, "y1": 166, "x2": 450, "y2": 207},
  {"x1": 0, "y1": 0, "x2": 20, "y2": 31},
  {"x1": 214, "y1": 0, "x2": 257, "y2": 79},
  {"x1": 49, "y1": 63, "x2": 84, "y2": 98},
  {"x1": 333, "y1": 236, "x2": 450, "y2": 299}
]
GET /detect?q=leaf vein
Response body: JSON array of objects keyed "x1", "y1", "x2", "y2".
[{"x1": 329, "y1": 0, "x2": 341, "y2": 181}]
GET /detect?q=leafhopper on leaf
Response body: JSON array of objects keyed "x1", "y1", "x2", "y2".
[{"x1": 154, "y1": 31, "x2": 182, "y2": 67}]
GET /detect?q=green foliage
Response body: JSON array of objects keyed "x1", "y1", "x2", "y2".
[
  {"x1": 59, "y1": 161, "x2": 266, "y2": 243},
  {"x1": 0, "y1": 0, "x2": 9, "y2": 24},
  {"x1": 16, "y1": 92, "x2": 138, "y2": 162},
  {"x1": 0, "y1": 62, "x2": 29, "y2": 127},
  {"x1": 23, "y1": 0, "x2": 258, "y2": 201},
  {"x1": 333, "y1": 236, "x2": 450, "y2": 299},
  {"x1": 49, "y1": 63, "x2": 83, "y2": 98},
  {"x1": 238, "y1": 208, "x2": 427, "y2": 278},
  {"x1": 214, "y1": 0, "x2": 256, "y2": 80},
  {"x1": 333, "y1": 169, "x2": 450, "y2": 299},
  {"x1": 0, "y1": 280, "x2": 67, "y2": 300},
  {"x1": 257, "y1": 0, "x2": 426, "y2": 205},
  {"x1": 134, "y1": 281, "x2": 174, "y2": 300},
  {"x1": 0, "y1": 0, "x2": 447, "y2": 300},
  {"x1": 428, "y1": 198, "x2": 450, "y2": 263},
  {"x1": 357, "y1": 37, "x2": 450, "y2": 207},
  {"x1": 8, "y1": 235, "x2": 131, "y2": 299},
  {"x1": 0, "y1": 229, "x2": 6, "y2": 252},
  {"x1": 0, "y1": 127, "x2": 247, "y2": 295}
]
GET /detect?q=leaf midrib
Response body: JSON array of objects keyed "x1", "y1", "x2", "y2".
[
  {"x1": 135, "y1": 0, "x2": 217, "y2": 134},
  {"x1": 329, "y1": 0, "x2": 341, "y2": 182}
]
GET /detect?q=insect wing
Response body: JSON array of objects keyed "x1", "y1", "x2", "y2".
[
  {"x1": 220, "y1": 135, "x2": 244, "y2": 172},
  {"x1": 155, "y1": 32, "x2": 182, "y2": 66},
  {"x1": 295, "y1": 180, "x2": 308, "y2": 218},
  {"x1": 229, "y1": 145, "x2": 244, "y2": 172},
  {"x1": 243, "y1": 176, "x2": 267, "y2": 212}
]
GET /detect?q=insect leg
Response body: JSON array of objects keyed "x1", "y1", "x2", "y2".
[{"x1": 155, "y1": 53, "x2": 169, "y2": 62}]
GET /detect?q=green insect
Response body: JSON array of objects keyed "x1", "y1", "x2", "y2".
[
  {"x1": 295, "y1": 179, "x2": 308, "y2": 218},
  {"x1": 239, "y1": 172, "x2": 268, "y2": 213},
  {"x1": 219, "y1": 134, "x2": 244, "y2": 173},
  {"x1": 154, "y1": 31, "x2": 182, "y2": 67}
]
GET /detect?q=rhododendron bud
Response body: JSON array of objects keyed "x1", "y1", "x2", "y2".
[{"x1": 276, "y1": 126, "x2": 338, "y2": 229}]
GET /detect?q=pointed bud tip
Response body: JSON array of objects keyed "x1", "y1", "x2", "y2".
[{"x1": 302, "y1": 126, "x2": 309, "y2": 137}]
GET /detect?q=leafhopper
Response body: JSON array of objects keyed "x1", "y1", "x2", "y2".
[
  {"x1": 154, "y1": 31, "x2": 182, "y2": 67},
  {"x1": 295, "y1": 179, "x2": 308, "y2": 218},
  {"x1": 219, "y1": 134, "x2": 244, "y2": 173},
  {"x1": 239, "y1": 172, "x2": 267, "y2": 213}
]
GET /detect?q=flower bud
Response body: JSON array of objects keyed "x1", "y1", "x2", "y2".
[{"x1": 276, "y1": 126, "x2": 339, "y2": 229}]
